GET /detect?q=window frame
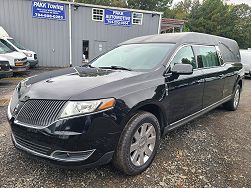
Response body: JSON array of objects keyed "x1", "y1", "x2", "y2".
[
  {"x1": 192, "y1": 45, "x2": 223, "y2": 69},
  {"x1": 132, "y1": 12, "x2": 143, "y2": 25},
  {"x1": 92, "y1": 8, "x2": 104, "y2": 22}
]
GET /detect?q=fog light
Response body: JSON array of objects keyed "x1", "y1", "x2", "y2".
[{"x1": 50, "y1": 149, "x2": 95, "y2": 162}]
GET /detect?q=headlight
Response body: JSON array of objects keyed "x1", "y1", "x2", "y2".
[
  {"x1": 23, "y1": 52, "x2": 32, "y2": 57},
  {"x1": 7, "y1": 96, "x2": 12, "y2": 120},
  {"x1": 60, "y1": 98, "x2": 115, "y2": 118}
]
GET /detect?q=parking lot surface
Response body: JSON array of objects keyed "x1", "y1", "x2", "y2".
[{"x1": 0, "y1": 68, "x2": 251, "y2": 188}]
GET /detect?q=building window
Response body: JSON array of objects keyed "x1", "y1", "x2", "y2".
[
  {"x1": 92, "y1": 8, "x2": 104, "y2": 21},
  {"x1": 132, "y1": 12, "x2": 143, "y2": 25}
]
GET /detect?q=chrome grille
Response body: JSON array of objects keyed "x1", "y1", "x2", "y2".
[{"x1": 16, "y1": 100, "x2": 66, "y2": 127}]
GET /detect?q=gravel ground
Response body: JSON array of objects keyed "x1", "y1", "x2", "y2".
[{"x1": 0, "y1": 68, "x2": 251, "y2": 188}]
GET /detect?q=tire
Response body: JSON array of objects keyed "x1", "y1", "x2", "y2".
[
  {"x1": 223, "y1": 84, "x2": 241, "y2": 111},
  {"x1": 112, "y1": 111, "x2": 161, "y2": 175}
]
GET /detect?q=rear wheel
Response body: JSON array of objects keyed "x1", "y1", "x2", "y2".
[
  {"x1": 223, "y1": 85, "x2": 241, "y2": 111},
  {"x1": 112, "y1": 111, "x2": 160, "y2": 175}
]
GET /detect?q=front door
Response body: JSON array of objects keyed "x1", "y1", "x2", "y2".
[{"x1": 165, "y1": 45, "x2": 205, "y2": 124}]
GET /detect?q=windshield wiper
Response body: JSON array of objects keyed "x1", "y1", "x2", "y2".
[{"x1": 98, "y1": 65, "x2": 132, "y2": 71}]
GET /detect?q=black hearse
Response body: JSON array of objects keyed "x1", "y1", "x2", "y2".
[{"x1": 7, "y1": 32, "x2": 243, "y2": 175}]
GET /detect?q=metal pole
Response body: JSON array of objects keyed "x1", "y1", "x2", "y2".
[
  {"x1": 69, "y1": 0, "x2": 73, "y2": 67},
  {"x1": 157, "y1": 14, "x2": 162, "y2": 34}
]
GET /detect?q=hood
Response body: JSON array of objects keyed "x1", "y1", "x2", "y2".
[
  {"x1": 0, "y1": 55, "x2": 8, "y2": 61},
  {"x1": 3, "y1": 51, "x2": 26, "y2": 59},
  {"x1": 20, "y1": 49, "x2": 35, "y2": 54},
  {"x1": 18, "y1": 67, "x2": 145, "y2": 100}
]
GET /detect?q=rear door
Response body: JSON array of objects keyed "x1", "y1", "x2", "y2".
[
  {"x1": 165, "y1": 45, "x2": 204, "y2": 124},
  {"x1": 193, "y1": 45, "x2": 225, "y2": 107}
]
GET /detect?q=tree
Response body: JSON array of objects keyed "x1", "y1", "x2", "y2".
[
  {"x1": 188, "y1": 0, "x2": 251, "y2": 48},
  {"x1": 164, "y1": 0, "x2": 191, "y2": 19},
  {"x1": 127, "y1": 0, "x2": 173, "y2": 11},
  {"x1": 61, "y1": 0, "x2": 127, "y2": 8}
]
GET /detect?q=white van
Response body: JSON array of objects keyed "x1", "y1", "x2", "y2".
[
  {"x1": 0, "y1": 40, "x2": 29, "y2": 72},
  {"x1": 0, "y1": 26, "x2": 38, "y2": 67},
  {"x1": 240, "y1": 49, "x2": 251, "y2": 77}
]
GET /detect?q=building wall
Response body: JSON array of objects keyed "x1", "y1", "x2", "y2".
[{"x1": 0, "y1": 0, "x2": 160, "y2": 67}]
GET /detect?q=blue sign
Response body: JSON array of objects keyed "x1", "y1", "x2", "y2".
[
  {"x1": 104, "y1": 9, "x2": 132, "y2": 27},
  {"x1": 32, "y1": 1, "x2": 66, "y2": 21}
]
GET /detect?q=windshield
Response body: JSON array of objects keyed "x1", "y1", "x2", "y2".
[
  {"x1": 0, "y1": 41, "x2": 14, "y2": 54},
  {"x1": 90, "y1": 43, "x2": 175, "y2": 71},
  {"x1": 7, "y1": 39, "x2": 26, "y2": 50}
]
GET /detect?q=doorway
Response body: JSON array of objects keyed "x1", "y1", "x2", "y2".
[{"x1": 82, "y1": 40, "x2": 89, "y2": 64}]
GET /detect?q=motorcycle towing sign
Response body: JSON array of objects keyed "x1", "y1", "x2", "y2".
[{"x1": 32, "y1": 1, "x2": 66, "y2": 21}]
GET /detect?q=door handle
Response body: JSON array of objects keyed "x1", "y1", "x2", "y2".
[{"x1": 219, "y1": 74, "x2": 225, "y2": 79}]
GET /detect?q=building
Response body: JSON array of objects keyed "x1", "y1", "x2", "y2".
[
  {"x1": 0, "y1": 0, "x2": 162, "y2": 67},
  {"x1": 161, "y1": 18, "x2": 186, "y2": 33}
]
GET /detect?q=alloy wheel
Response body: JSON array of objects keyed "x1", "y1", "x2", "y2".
[
  {"x1": 130, "y1": 123, "x2": 156, "y2": 166},
  {"x1": 234, "y1": 88, "x2": 240, "y2": 108}
]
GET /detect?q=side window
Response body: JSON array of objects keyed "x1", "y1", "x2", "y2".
[
  {"x1": 194, "y1": 46, "x2": 221, "y2": 68},
  {"x1": 170, "y1": 46, "x2": 196, "y2": 69}
]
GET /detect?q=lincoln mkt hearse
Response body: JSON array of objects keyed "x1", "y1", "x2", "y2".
[{"x1": 7, "y1": 32, "x2": 244, "y2": 175}]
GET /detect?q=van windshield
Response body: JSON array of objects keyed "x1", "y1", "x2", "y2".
[
  {"x1": 7, "y1": 39, "x2": 26, "y2": 50},
  {"x1": 0, "y1": 41, "x2": 14, "y2": 54},
  {"x1": 90, "y1": 43, "x2": 175, "y2": 71}
]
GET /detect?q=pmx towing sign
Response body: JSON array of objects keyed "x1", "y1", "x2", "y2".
[
  {"x1": 32, "y1": 1, "x2": 66, "y2": 21},
  {"x1": 104, "y1": 9, "x2": 132, "y2": 27}
]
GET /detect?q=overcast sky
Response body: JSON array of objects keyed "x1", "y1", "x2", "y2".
[{"x1": 172, "y1": 0, "x2": 251, "y2": 6}]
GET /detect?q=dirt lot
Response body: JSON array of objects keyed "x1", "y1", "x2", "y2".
[{"x1": 0, "y1": 68, "x2": 251, "y2": 188}]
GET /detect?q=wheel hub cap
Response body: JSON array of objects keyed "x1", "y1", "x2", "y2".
[
  {"x1": 130, "y1": 123, "x2": 156, "y2": 166},
  {"x1": 234, "y1": 89, "x2": 240, "y2": 108}
]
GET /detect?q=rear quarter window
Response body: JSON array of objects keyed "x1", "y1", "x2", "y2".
[{"x1": 193, "y1": 46, "x2": 221, "y2": 68}]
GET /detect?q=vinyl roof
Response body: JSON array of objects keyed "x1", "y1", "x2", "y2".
[
  {"x1": 121, "y1": 32, "x2": 236, "y2": 45},
  {"x1": 121, "y1": 32, "x2": 241, "y2": 62}
]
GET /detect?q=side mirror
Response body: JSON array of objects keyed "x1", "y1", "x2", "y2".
[{"x1": 171, "y1": 64, "x2": 193, "y2": 75}]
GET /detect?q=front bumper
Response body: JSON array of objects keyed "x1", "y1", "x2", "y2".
[
  {"x1": 11, "y1": 65, "x2": 29, "y2": 73},
  {"x1": 8, "y1": 110, "x2": 122, "y2": 168},
  {"x1": 0, "y1": 70, "x2": 13, "y2": 79},
  {"x1": 28, "y1": 59, "x2": 38, "y2": 67}
]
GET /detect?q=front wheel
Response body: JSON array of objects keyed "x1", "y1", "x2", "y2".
[
  {"x1": 223, "y1": 85, "x2": 241, "y2": 111},
  {"x1": 112, "y1": 111, "x2": 160, "y2": 175}
]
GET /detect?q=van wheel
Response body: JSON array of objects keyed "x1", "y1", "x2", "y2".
[
  {"x1": 112, "y1": 111, "x2": 160, "y2": 175},
  {"x1": 223, "y1": 85, "x2": 241, "y2": 111}
]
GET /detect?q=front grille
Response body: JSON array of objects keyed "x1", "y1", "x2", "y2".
[
  {"x1": 13, "y1": 134, "x2": 51, "y2": 155},
  {"x1": 16, "y1": 100, "x2": 67, "y2": 127},
  {"x1": 21, "y1": 57, "x2": 27, "y2": 61},
  {"x1": 0, "y1": 61, "x2": 10, "y2": 71}
]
